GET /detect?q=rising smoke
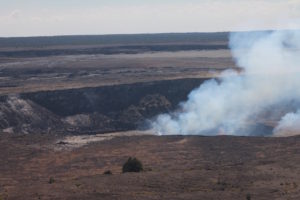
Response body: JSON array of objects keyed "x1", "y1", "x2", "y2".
[{"x1": 152, "y1": 30, "x2": 300, "y2": 136}]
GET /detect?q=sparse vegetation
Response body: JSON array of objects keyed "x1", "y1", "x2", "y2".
[
  {"x1": 75, "y1": 183, "x2": 81, "y2": 188},
  {"x1": 215, "y1": 178, "x2": 228, "y2": 191},
  {"x1": 122, "y1": 157, "x2": 143, "y2": 173},
  {"x1": 48, "y1": 177, "x2": 55, "y2": 184},
  {"x1": 246, "y1": 193, "x2": 251, "y2": 200},
  {"x1": 104, "y1": 170, "x2": 112, "y2": 175}
]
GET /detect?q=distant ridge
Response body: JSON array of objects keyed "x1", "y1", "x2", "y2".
[{"x1": 0, "y1": 32, "x2": 229, "y2": 48}]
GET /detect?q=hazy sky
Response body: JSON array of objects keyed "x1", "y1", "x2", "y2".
[{"x1": 0, "y1": 0, "x2": 300, "y2": 37}]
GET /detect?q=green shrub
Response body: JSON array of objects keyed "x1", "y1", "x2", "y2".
[{"x1": 122, "y1": 157, "x2": 143, "y2": 173}]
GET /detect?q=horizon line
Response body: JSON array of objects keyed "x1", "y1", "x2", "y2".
[{"x1": 1, "y1": 28, "x2": 299, "y2": 39}]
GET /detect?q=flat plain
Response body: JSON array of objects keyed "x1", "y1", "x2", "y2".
[{"x1": 0, "y1": 133, "x2": 300, "y2": 200}]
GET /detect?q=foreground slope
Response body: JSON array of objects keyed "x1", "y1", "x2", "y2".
[{"x1": 0, "y1": 133, "x2": 299, "y2": 200}]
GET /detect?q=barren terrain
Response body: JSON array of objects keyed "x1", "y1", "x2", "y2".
[
  {"x1": 0, "y1": 50, "x2": 235, "y2": 95},
  {"x1": 0, "y1": 133, "x2": 300, "y2": 200}
]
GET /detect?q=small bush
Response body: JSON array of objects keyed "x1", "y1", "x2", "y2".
[
  {"x1": 122, "y1": 157, "x2": 143, "y2": 173},
  {"x1": 104, "y1": 170, "x2": 112, "y2": 175},
  {"x1": 48, "y1": 177, "x2": 55, "y2": 184},
  {"x1": 75, "y1": 183, "x2": 81, "y2": 188},
  {"x1": 246, "y1": 193, "x2": 251, "y2": 200}
]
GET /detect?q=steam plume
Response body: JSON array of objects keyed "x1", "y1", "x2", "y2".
[
  {"x1": 274, "y1": 110, "x2": 300, "y2": 137},
  {"x1": 152, "y1": 30, "x2": 300, "y2": 136}
]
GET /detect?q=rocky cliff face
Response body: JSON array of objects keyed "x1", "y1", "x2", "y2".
[
  {"x1": 0, "y1": 78, "x2": 207, "y2": 134},
  {"x1": 0, "y1": 96, "x2": 66, "y2": 134}
]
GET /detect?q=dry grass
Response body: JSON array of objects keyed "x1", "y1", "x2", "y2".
[
  {"x1": 0, "y1": 50, "x2": 236, "y2": 95},
  {"x1": 0, "y1": 133, "x2": 299, "y2": 199}
]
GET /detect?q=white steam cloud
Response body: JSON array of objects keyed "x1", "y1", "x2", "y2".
[
  {"x1": 152, "y1": 30, "x2": 300, "y2": 136},
  {"x1": 274, "y1": 110, "x2": 300, "y2": 137}
]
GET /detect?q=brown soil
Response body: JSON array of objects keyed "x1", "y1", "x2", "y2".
[{"x1": 0, "y1": 133, "x2": 299, "y2": 200}]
